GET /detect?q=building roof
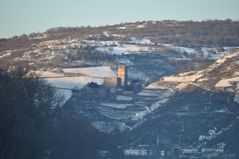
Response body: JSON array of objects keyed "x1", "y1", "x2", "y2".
[{"x1": 62, "y1": 66, "x2": 117, "y2": 78}]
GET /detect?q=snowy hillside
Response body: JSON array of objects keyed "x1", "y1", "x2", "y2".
[{"x1": 158, "y1": 51, "x2": 239, "y2": 103}]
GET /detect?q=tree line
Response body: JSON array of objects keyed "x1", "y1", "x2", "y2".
[{"x1": 0, "y1": 68, "x2": 111, "y2": 159}]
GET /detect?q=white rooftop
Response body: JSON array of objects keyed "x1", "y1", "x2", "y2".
[{"x1": 62, "y1": 66, "x2": 116, "y2": 78}]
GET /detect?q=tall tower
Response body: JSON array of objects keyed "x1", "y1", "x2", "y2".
[{"x1": 117, "y1": 65, "x2": 127, "y2": 87}]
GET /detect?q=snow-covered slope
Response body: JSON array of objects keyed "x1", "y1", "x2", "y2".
[{"x1": 158, "y1": 51, "x2": 239, "y2": 103}]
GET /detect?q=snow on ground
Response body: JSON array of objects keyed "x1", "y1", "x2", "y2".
[
  {"x1": 233, "y1": 72, "x2": 239, "y2": 77},
  {"x1": 201, "y1": 47, "x2": 239, "y2": 60},
  {"x1": 117, "y1": 26, "x2": 126, "y2": 30},
  {"x1": 100, "y1": 102, "x2": 134, "y2": 109},
  {"x1": 103, "y1": 31, "x2": 110, "y2": 37},
  {"x1": 133, "y1": 110, "x2": 149, "y2": 120},
  {"x1": 146, "y1": 83, "x2": 171, "y2": 90},
  {"x1": 162, "y1": 73, "x2": 203, "y2": 82},
  {"x1": 82, "y1": 40, "x2": 119, "y2": 46},
  {"x1": 129, "y1": 37, "x2": 154, "y2": 45},
  {"x1": 201, "y1": 47, "x2": 214, "y2": 57},
  {"x1": 133, "y1": 85, "x2": 174, "y2": 120},
  {"x1": 55, "y1": 88, "x2": 72, "y2": 105},
  {"x1": 92, "y1": 122, "x2": 121, "y2": 133},
  {"x1": 138, "y1": 90, "x2": 161, "y2": 97},
  {"x1": 45, "y1": 76, "x2": 104, "y2": 104},
  {"x1": 175, "y1": 46, "x2": 196, "y2": 55},
  {"x1": 0, "y1": 52, "x2": 11, "y2": 59},
  {"x1": 234, "y1": 94, "x2": 239, "y2": 104},
  {"x1": 98, "y1": 106, "x2": 134, "y2": 120},
  {"x1": 215, "y1": 76, "x2": 239, "y2": 88},
  {"x1": 150, "y1": 98, "x2": 169, "y2": 111},
  {"x1": 95, "y1": 44, "x2": 154, "y2": 55},
  {"x1": 159, "y1": 43, "x2": 196, "y2": 55},
  {"x1": 116, "y1": 95, "x2": 133, "y2": 101},
  {"x1": 46, "y1": 76, "x2": 104, "y2": 90},
  {"x1": 118, "y1": 59, "x2": 133, "y2": 65},
  {"x1": 197, "y1": 78, "x2": 208, "y2": 82},
  {"x1": 136, "y1": 24, "x2": 145, "y2": 28},
  {"x1": 175, "y1": 83, "x2": 189, "y2": 90},
  {"x1": 33, "y1": 66, "x2": 116, "y2": 105},
  {"x1": 63, "y1": 66, "x2": 116, "y2": 78},
  {"x1": 110, "y1": 34, "x2": 125, "y2": 38},
  {"x1": 32, "y1": 70, "x2": 64, "y2": 78},
  {"x1": 199, "y1": 124, "x2": 233, "y2": 142},
  {"x1": 157, "y1": 44, "x2": 239, "y2": 60}
]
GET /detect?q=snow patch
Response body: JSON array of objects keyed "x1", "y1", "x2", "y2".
[
  {"x1": 150, "y1": 98, "x2": 169, "y2": 111},
  {"x1": 215, "y1": 76, "x2": 239, "y2": 88},
  {"x1": 92, "y1": 122, "x2": 120, "y2": 133},
  {"x1": 175, "y1": 83, "x2": 189, "y2": 90},
  {"x1": 129, "y1": 37, "x2": 154, "y2": 45},
  {"x1": 55, "y1": 88, "x2": 72, "y2": 105},
  {"x1": 146, "y1": 83, "x2": 170, "y2": 90},
  {"x1": 136, "y1": 24, "x2": 145, "y2": 28},
  {"x1": 95, "y1": 44, "x2": 154, "y2": 55},
  {"x1": 234, "y1": 94, "x2": 239, "y2": 104},
  {"x1": 0, "y1": 52, "x2": 11, "y2": 59},
  {"x1": 117, "y1": 26, "x2": 126, "y2": 30},
  {"x1": 118, "y1": 59, "x2": 133, "y2": 65},
  {"x1": 100, "y1": 102, "x2": 134, "y2": 109},
  {"x1": 116, "y1": 95, "x2": 133, "y2": 101}
]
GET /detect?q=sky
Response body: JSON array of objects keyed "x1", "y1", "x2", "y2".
[{"x1": 0, "y1": 0, "x2": 239, "y2": 38}]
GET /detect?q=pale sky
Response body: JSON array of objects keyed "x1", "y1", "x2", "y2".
[{"x1": 0, "y1": 0, "x2": 239, "y2": 38}]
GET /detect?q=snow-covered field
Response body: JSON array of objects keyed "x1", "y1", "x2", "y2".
[
  {"x1": 63, "y1": 66, "x2": 116, "y2": 78},
  {"x1": 159, "y1": 43, "x2": 196, "y2": 55},
  {"x1": 46, "y1": 76, "x2": 104, "y2": 90},
  {"x1": 161, "y1": 52, "x2": 239, "y2": 90},
  {"x1": 35, "y1": 67, "x2": 114, "y2": 90},
  {"x1": 33, "y1": 66, "x2": 116, "y2": 105},
  {"x1": 159, "y1": 43, "x2": 239, "y2": 60},
  {"x1": 95, "y1": 44, "x2": 154, "y2": 55},
  {"x1": 201, "y1": 47, "x2": 239, "y2": 60},
  {"x1": 33, "y1": 70, "x2": 64, "y2": 78},
  {"x1": 129, "y1": 37, "x2": 154, "y2": 45}
]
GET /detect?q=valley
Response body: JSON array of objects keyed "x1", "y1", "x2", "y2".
[{"x1": 0, "y1": 20, "x2": 239, "y2": 159}]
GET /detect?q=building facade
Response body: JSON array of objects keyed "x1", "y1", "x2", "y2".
[{"x1": 117, "y1": 65, "x2": 128, "y2": 87}]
